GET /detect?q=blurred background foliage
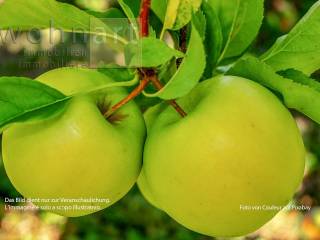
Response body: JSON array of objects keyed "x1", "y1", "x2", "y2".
[{"x1": 1, "y1": 0, "x2": 320, "y2": 239}]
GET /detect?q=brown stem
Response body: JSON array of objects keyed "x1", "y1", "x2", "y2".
[
  {"x1": 179, "y1": 26, "x2": 188, "y2": 53},
  {"x1": 148, "y1": 74, "x2": 187, "y2": 118},
  {"x1": 106, "y1": 0, "x2": 187, "y2": 118},
  {"x1": 177, "y1": 26, "x2": 188, "y2": 67},
  {"x1": 139, "y1": 0, "x2": 151, "y2": 37},
  {"x1": 104, "y1": 77, "x2": 150, "y2": 118}
]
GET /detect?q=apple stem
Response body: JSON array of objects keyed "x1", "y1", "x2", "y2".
[
  {"x1": 104, "y1": 75, "x2": 150, "y2": 119},
  {"x1": 106, "y1": 0, "x2": 187, "y2": 118},
  {"x1": 147, "y1": 71, "x2": 187, "y2": 117}
]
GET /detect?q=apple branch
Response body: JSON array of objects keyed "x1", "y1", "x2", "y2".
[
  {"x1": 177, "y1": 26, "x2": 188, "y2": 67},
  {"x1": 106, "y1": 0, "x2": 187, "y2": 118},
  {"x1": 104, "y1": 76, "x2": 150, "y2": 118},
  {"x1": 139, "y1": 0, "x2": 151, "y2": 37},
  {"x1": 179, "y1": 27, "x2": 188, "y2": 53},
  {"x1": 138, "y1": 0, "x2": 187, "y2": 117},
  {"x1": 148, "y1": 74, "x2": 187, "y2": 117}
]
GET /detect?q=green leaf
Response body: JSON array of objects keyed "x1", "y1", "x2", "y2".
[
  {"x1": 211, "y1": 0, "x2": 264, "y2": 61},
  {"x1": 85, "y1": 8, "x2": 129, "y2": 40},
  {"x1": 149, "y1": 10, "x2": 165, "y2": 38},
  {"x1": 144, "y1": 22, "x2": 206, "y2": 100},
  {"x1": 228, "y1": 56, "x2": 320, "y2": 124},
  {"x1": 278, "y1": 69, "x2": 320, "y2": 92},
  {"x1": 0, "y1": 0, "x2": 128, "y2": 46},
  {"x1": 86, "y1": 8, "x2": 126, "y2": 19},
  {"x1": 202, "y1": 1, "x2": 223, "y2": 77},
  {"x1": 261, "y1": 1, "x2": 320, "y2": 75},
  {"x1": 151, "y1": 0, "x2": 168, "y2": 21},
  {"x1": 192, "y1": 0, "x2": 203, "y2": 10},
  {"x1": 122, "y1": 0, "x2": 141, "y2": 17},
  {"x1": 0, "y1": 77, "x2": 70, "y2": 131},
  {"x1": 162, "y1": 0, "x2": 181, "y2": 33},
  {"x1": 260, "y1": 35, "x2": 286, "y2": 59},
  {"x1": 118, "y1": 0, "x2": 139, "y2": 38},
  {"x1": 193, "y1": 10, "x2": 207, "y2": 41},
  {"x1": 98, "y1": 65, "x2": 136, "y2": 82},
  {"x1": 125, "y1": 37, "x2": 184, "y2": 68},
  {"x1": 0, "y1": 71, "x2": 140, "y2": 132},
  {"x1": 158, "y1": 58, "x2": 178, "y2": 83},
  {"x1": 172, "y1": 0, "x2": 202, "y2": 30},
  {"x1": 160, "y1": 0, "x2": 202, "y2": 38}
]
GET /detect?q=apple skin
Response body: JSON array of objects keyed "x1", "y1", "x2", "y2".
[
  {"x1": 2, "y1": 67, "x2": 146, "y2": 217},
  {"x1": 138, "y1": 103, "x2": 167, "y2": 210},
  {"x1": 138, "y1": 76, "x2": 305, "y2": 237}
]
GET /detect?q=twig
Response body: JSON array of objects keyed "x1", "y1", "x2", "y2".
[
  {"x1": 179, "y1": 26, "x2": 188, "y2": 53},
  {"x1": 139, "y1": 0, "x2": 151, "y2": 37},
  {"x1": 106, "y1": 0, "x2": 187, "y2": 119},
  {"x1": 104, "y1": 76, "x2": 150, "y2": 118},
  {"x1": 177, "y1": 26, "x2": 188, "y2": 67},
  {"x1": 148, "y1": 73, "x2": 187, "y2": 118}
]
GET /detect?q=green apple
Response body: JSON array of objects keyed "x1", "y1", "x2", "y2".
[
  {"x1": 2, "y1": 67, "x2": 146, "y2": 217},
  {"x1": 138, "y1": 103, "x2": 167, "y2": 210},
  {"x1": 138, "y1": 76, "x2": 305, "y2": 237}
]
